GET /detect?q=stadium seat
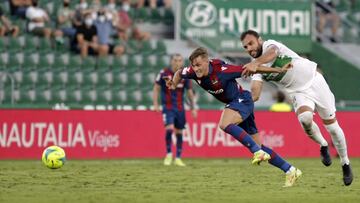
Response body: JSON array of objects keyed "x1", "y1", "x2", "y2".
[
  {"x1": 18, "y1": 86, "x2": 37, "y2": 104},
  {"x1": 0, "y1": 38, "x2": 6, "y2": 53},
  {"x1": 112, "y1": 56, "x2": 125, "y2": 68},
  {"x1": 22, "y1": 69, "x2": 39, "y2": 86},
  {"x1": 81, "y1": 57, "x2": 96, "y2": 70},
  {"x1": 82, "y1": 85, "x2": 97, "y2": 104},
  {"x1": 141, "y1": 87, "x2": 153, "y2": 106},
  {"x1": 112, "y1": 67, "x2": 128, "y2": 86},
  {"x1": 111, "y1": 87, "x2": 126, "y2": 105},
  {"x1": 38, "y1": 38, "x2": 52, "y2": 55},
  {"x1": 24, "y1": 35, "x2": 38, "y2": 54},
  {"x1": 66, "y1": 85, "x2": 83, "y2": 104},
  {"x1": 38, "y1": 69, "x2": 54, "y2": 86},
  {"x1": 37, "y1": 85, "x2": 53, "y2": 104},
  {"x1": 98, "y1": 68, "x2": 113, "y2": 86},
  {"x1": 52, "y1": 85, "x2": 67, "y2": 103},
  {"x1": 163, "y1": 8, "x2": 174, "y2": 25},
  {"x1": 68, "y1": 55, "x2": 82, "y2": 70},
  {"x1": 83, "y1": 69, "x2": 98, "y2": 85},
  {"x1": 97, "y1": 57, "x2": 111, "y2": 69},
  {"x1": 96, "y1": 85, "x2": 113, "y2": 104},
  {"x1": 156, "y1": 40, "x2": 167, "y2": 55},
  {"x1": 53, "y1": 55, "x2": 68, "y2": 70},
  {"x1": 7, "y1": 37, "x2": 22, "y2": 54},
  {"x1": 22, "y1": 55, "x2": 38, "y2": 69}
]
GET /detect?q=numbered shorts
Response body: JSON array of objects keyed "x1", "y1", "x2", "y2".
[
  {"x1": 290, "y1": 72, "x2": 336, "y2": 120},
  {"x1": 225, "y1": 90, "x2": 258, "y2": 135},
  {"x1": 162, "y1": 109, "x2": 186, "y2": 129}
]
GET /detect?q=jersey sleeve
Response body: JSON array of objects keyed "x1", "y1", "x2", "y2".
[
  {"x1": 180, "y1": 67, "x2": 196, "y2": 79},
  {"x1": 218, "y1": 60, "x2": 244, "y2": 79},
  {"x1": 263, "y1": 40, "x2": 281, "y2": 56},
  {"x1": 155, "y1": 70, "x2": 164, "y2": 85}
]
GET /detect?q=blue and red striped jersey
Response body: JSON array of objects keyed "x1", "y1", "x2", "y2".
[
  {"x1": 155, "y1": 68, "x2": 192, "y2": 111},
  {"x1": 180, "y1": 59, "x2": 244, "y2": 104}
]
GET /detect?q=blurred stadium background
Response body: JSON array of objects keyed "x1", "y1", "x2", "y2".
[{"x1": 0, "y1": 0, "x2": 360, "y2": 202}]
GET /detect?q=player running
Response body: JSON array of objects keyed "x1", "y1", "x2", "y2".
[
  {"x1": 240, "y1": 30, "x2": 353, "y2": 186},
  {"x1": 166, "y1": 47, "x2": 301, "y2": 187},
  {"x1": 153, "y1": 54, "x2": 197, "y2": 167}
]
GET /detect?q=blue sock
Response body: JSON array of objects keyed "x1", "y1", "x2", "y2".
[
  {"x1": 224, "y1": 124, "x2": 260, "y2": 153},
  {"x1": 261, "y1": 145, "x2": 291, "y2": 173},
  {"x1": 176, "y1": 133, "x2": 183, "y2": 158},
  {"x1": 165, "y1": 129, "x2": 173, "y2": 154}
]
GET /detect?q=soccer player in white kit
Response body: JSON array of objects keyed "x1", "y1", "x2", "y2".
[{"x1": 240, "y1": 30, "x2": 353, "y2": 186}]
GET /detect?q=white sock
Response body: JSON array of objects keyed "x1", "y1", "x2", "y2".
[
  {"x1": 308, "y1": 121, "x2": 329, "y2": 147},
  {"x1": 286, "y1": 166, "x2": 296, "y2": 174},
  {"x1": 298, "y1": 112, "x2": 328, "y2": 146},
  {"x1": 325, "y1": 121, "x2": 350, "y2": 165}
]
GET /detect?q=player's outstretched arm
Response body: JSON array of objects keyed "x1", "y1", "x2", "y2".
[
  {"x1": 242, "y1": 62, "x2": 292, "y2": 77},
  {"x1": 243, "y1": 45, "x2": 280, "y2": 74},
  {"x1": 256, "y1": 62, "x2": 292, "y2": 74}
]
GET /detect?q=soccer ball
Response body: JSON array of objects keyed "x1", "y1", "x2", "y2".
[{"x1": 42, "y1": 146, "x2": 66, "y2": 169}]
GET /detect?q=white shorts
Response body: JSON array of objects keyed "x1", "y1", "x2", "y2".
[{"x1": 289, "y1": 72, "x2": 336, "y2": 120}]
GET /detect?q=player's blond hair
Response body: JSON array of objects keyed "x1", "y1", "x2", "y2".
[{"x1": 189, "y1": 47, "x2": 208, "y2": 63}]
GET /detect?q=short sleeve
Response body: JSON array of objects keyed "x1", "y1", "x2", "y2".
[{"x1": 155, "y1": 71, "x2": 163, "y2": 85}]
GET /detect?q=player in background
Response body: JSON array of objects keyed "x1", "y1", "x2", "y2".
[
  {"x1": 166, "y1": 47, "x2": 301, "y2": 187},
  {"x1": 153, "y1": 54, "x2": 197, "y2": 167},
  {"x1": 240, "y1": 30, "x2": 353, "y2": 186}
]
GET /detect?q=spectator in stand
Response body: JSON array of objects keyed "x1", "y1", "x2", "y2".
[
  {"x1": 0, "y1": 5, "x2": 20, "y2": 37},
  {"x1": 316, "y1": 0, "x2": 340, "y2": 43},
  {"x1": 137, "y1": 0, "x2": 172, "y2": 8},
  {"x1": 72, "y1": 12, "x2": 105, "y2": 57},
  {"x1": 117, "y1": 0, "x2": 151, "y2": 41},
  {"x1": 57, "y1": 0, "x2": 76, "y2": 39},
  {"x1": 94, "y1": 9, "x2": 125, "y2": 56},
  {"x1": 90, "y1": 0, "x2": 102, "y2": 11},
  {"x1": 74, "y1": 0, "x2": 91, "y2": 28},
  {"x1": 26, "y1": 0, "x2": 63, "y2": 43},
  {"x1": 9, "y1": 0, "x2": 32, "y2": 19}
]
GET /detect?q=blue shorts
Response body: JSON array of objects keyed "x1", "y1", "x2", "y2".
[
  {"x1": 225, "y1": 90, "x2": 258, "y2": 135},
  {"x1": 162, "y1": 109, "x2": 186, "y2": 129}
]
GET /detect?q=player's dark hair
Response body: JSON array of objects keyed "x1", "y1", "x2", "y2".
[
  {"x1": 189, "y1": 47, "x2": 208, "y2": 63},
  {"x1": 240, "y1": 30, "x2": 260, "y2": 41}
]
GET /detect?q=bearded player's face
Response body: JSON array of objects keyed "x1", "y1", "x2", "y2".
[{"x1": 241, "y1": 35, "x2": 263, "y2": 58}]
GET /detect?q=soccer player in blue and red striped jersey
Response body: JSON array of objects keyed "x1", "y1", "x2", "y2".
[
  {"x1": 153, "y1": 53, "x2": 197, "y2": 167},
  {"x1": 166, "y1": 47, "x2": 301, "y2": 187}
]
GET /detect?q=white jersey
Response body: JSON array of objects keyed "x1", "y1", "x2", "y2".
[{"x1": 251, "y1": 40, "x2": 317, "y2": 93}]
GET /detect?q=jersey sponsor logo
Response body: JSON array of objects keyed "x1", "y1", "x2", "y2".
[
  {"x1": 211, "y1": 79, "x2": 218, "y2": 84},
  {"x1": 185, "y1": 1, "x2": 217, "y2": 27},
  {"x1": 207, "y1": 89, "x2": 224, "y2": 94},
  {"x1": 221, "y1": 66, "x2": 228, "y2": 71},
  {"x1": 238, "y1": 99, "x2": 243, "y2": 103}
]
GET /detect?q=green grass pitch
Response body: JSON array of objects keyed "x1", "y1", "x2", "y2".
[{"x1": 0, "y1": 158, "x2": 359, "y2": 203}]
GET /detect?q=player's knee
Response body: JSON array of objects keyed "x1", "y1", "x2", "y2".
[
  {"x1": 298, "y1": 111, "x2": 313, "y2": 129},
  {"x1": 219, "y1": 122, "x2": 231, "y2": 131}
]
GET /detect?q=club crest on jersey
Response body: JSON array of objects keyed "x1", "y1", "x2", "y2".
[{"x1": 221, "y1": 66, "x2": 228, "y2": 71}]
